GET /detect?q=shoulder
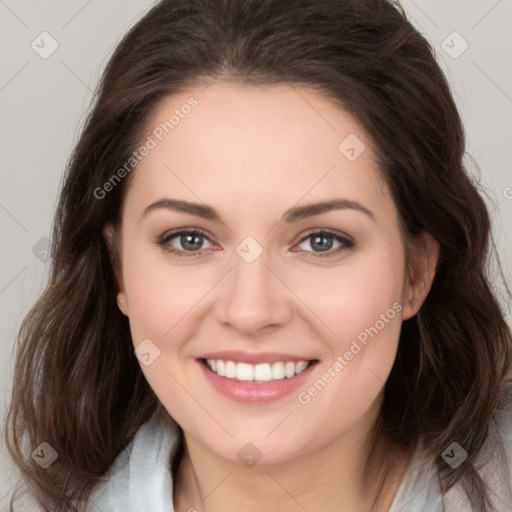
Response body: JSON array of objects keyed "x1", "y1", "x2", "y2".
[
  {"x1": 495, "y1": 391, "x2": 512, "y2": 501},
  {"x1": 497, "y1": 386, "x2": 512, "y2": 466},
  {"x1": 0, "y1": 478, "x2": 90, "y2": 512},
  {"x1": 444, "y1": 389, "x2": 512, "y2": 511},
  {"x1": 1, "y1": 408, "x2": 181, "y2": 512},
  {"x1": 85, "y1": 406, "x2": 182, "y2": 511},
  {"x1": 0, "y1": 482, "x2": 45, "y2": 512},
  {"x1": 390, "y1": 390, "x2": 512, "y2": 512}
]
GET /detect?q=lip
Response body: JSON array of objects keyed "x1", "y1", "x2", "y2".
[
  {"x1": 196, "y1": 358, "x2": 319, "y2": 404},
  {"x1": 197, "y1": 350, "x2": 315, "y2": 365}
]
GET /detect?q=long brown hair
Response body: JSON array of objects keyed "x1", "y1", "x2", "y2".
[{"x1": 5, "y1": 0, "x2": 512, "y2": 510}]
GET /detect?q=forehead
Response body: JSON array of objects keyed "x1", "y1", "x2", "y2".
[{"x1": 124, "y1": 81, "x2": 391, "y2": 219}]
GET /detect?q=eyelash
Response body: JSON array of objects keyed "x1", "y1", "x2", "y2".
[{"x1": 156, "y1": 228, "x2": 355, "y2": 259}]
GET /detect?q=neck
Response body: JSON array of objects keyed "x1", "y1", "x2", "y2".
[{"x1": 172, "y1": 408, "x2": 410, "y2": 512}]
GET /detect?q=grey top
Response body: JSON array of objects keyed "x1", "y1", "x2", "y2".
[
  {"x1": 3, "y1": 403, "x2": 511, "y2": 511},
  {"x1": 86, "y1": 404, "x2": 512, "y2": 512}
]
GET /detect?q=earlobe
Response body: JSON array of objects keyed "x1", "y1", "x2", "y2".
[
  {"x1": 103, "y1": 224, "x2": 129, "y2": 316},
  {"x1": 117, "y1": 293, "x2": 129, "y2": 316},
  {"x1": 401, "y1": 233, "x2": 439, "y2": 321}
]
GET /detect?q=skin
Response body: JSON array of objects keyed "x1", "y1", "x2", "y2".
[{"x1": 105, "y1": 81, "x2": 439, "y2": 512}]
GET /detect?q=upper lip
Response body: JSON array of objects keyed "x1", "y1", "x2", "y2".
[{"x1": 198, "y1": 350, "x2": 317, "y2": 365}]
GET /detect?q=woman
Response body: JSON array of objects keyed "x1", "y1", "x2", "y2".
[{"x1": 4, "y1": 0, "x2": 512, "y2": 510}]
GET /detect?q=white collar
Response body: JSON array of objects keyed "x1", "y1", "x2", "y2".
[{"x1": 87, "y1": 405, "x2": 512, "y2": 511}]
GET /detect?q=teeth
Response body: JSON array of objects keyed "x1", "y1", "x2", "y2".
[
  {"x1": 271, "y1": 362, "x2": 285, "y2": 380},
  {"x1": 284, "y1": 361, "x2": 295, "y2": 378},
  {"x1": 225, "y1": 360, "x2": 236, "y2": 378},
  {"x1": 205, "y1": 359, "x2": 311, "y2": 382},
  {"x1": 254, "y1": 363, "x2": 272, "y2": 381},
  {"x1": 237, "y1": 362, "x2": 254, "y2": 381}
]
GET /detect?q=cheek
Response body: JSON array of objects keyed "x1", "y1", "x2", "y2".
[
  {"x1": 288, "y1": 249, "x2": 405, "y2": 351},
  {"x1": 121, "y1": 244, "x2": 210, "y2": 344},
  {"x1": 339, "y1": 263, "x2": 404, "y2": 380},
  {"x1": 120, "y1": 245, "x2": 208, "y2": 414},
  {"x1": 333, "y1": 270, "x2": 403, "y2": 354},
  {"x1": 292, "y1": 247, "x2": 405, "y2": 409}
]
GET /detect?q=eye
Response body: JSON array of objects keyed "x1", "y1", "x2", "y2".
[
  {"x1": 156, "y1": 228, "x2": 354, "y2": 259},
  {"x1": 293, "y1": 230, "x2": 354, "y2": 258},
  {"x1": 157, "y1": 228, "x2": 217, "y2": 257}
]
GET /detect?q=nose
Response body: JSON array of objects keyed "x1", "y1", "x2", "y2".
[{"x1": 214, "y1": 246, "x2": 293, "y2": 336}]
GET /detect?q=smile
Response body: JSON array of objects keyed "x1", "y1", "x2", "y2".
[
  {"x1": 205, "y1": 359, "x2": 311, "y2": 382},
  {"x1": 197, "y1": 357, "x2": 319, "y2": 403}
]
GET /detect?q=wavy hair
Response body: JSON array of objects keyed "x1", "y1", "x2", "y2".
[{"x1": 5, "y1": 0, "x2": 512, "y2": 510}]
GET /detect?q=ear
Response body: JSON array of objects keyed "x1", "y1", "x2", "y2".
[
  {"x1": 401, "y1": 232, "x2": 439, "y2": 321},
  {"x1": 103, "y1": 224, "x2": 129, "y2": 316}
]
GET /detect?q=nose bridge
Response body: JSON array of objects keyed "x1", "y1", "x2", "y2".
[{"x1": 215, "y1": 237, "x2": 292, "y2": 333}]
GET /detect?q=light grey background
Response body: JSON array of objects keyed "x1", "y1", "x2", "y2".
[{"x1": 1, "y1": 0, "x2": 511, "y2": 500}]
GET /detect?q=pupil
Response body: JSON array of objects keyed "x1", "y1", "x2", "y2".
[
  {"x1": 179, "y1": 234, "x2": 334, "y2": 252},
  {"x1": 182, "y1": 234, "x2": 202, "y2": 250},
  {"x1": 312, "y1": 235, "x2": 332, "y2": 252}
]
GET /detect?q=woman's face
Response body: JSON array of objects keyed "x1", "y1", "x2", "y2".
[{"x1": 108, "y1": 82, "x2": 436, "y2": 465}]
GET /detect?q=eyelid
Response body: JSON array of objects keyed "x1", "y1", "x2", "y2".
[
  {"x1": 159, "y1": 226, "x2": 212, "y2": 242},
  {"x1": 293, "y1": 229, "x2": 354, "y2": 258},
  {"x1": 295, "y1": 228, "x2": 354, "y2": 245},
  {"x1": 157, "y1": 227, "x2": 354, "y2": 258},
  {"x1": 157, "y1": 227, "x2": 217, "y2": 255}
]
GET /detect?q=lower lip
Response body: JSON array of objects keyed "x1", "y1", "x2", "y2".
[{"x1": 197, "y1": 359, "x2": 318, "y2": 404}]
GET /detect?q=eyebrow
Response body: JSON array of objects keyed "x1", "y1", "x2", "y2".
[{"x1": 142, "y1": 198, "x2": 375, "y2": 223}]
